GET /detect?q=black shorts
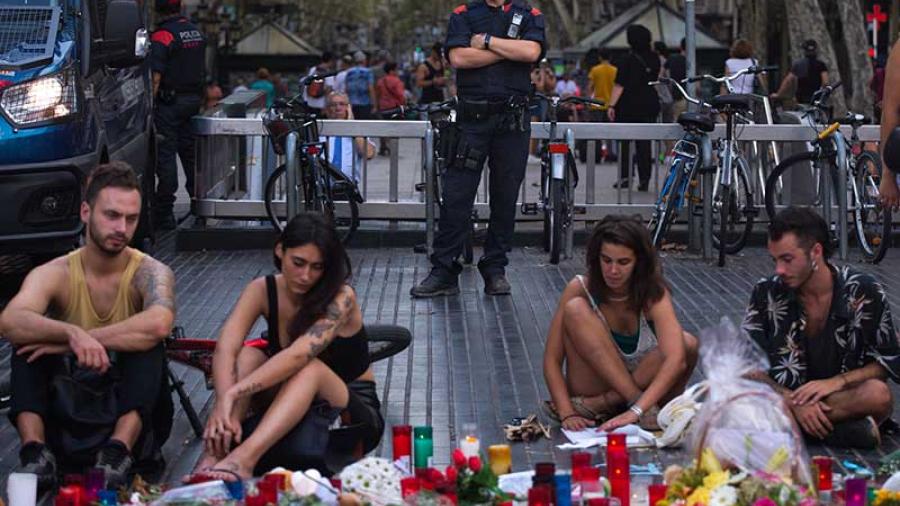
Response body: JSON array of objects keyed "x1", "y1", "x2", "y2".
[{"x1": 345, "y1": 380, "x2": 384, "y2": 453}]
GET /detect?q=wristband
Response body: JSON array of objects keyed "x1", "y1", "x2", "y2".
[
  {"x1": 561, "y1": 413, "x2": 584, "y2": 423},
  {"x1": 484, "y1": 34, "x2": 492, "y2": 50},
  {"x1": 629, "y1": 404, "x2": 644, "y2": 418}
]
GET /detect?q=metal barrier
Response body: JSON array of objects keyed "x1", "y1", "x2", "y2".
[{"x1": 192, "y1": 113, "x2": 880, "y2": 259}]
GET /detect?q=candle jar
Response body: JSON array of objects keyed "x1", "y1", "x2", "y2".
[
  {"x1": 572, "y1": 451, "x2": 592, "y2": 470},
  {"x1": 606, "y1": 433, "x2": 627, "y2": 454},
  {"x1": 845, "y1": 478, "x2": 867, "y2": 506},
  {"x1": 606, "y1": 450, "x2": 629, "y2": 481},
  {"x1": 535, "y1": 462, "x2": 556, "y2": 478},
  {"x1": 648, "y1": 484, "x2": 667, "y2": 506},
  {"x1": 393, "y1": 425, "x2": 413, "y2": 473},
  {"x1": 401, "y1": 477, "x2": 421, "y2": 498},
  {"x1": 488, "y1": 444, "x2": 512, "y2": 475},
  {"x1": 414, "y1": 426, "x2": 434, "y2": 469},
  {"x1": 459, "y1": 423, "x2": 480, "y2": 459},
  {"x1": 813, "y1": 456, "x2": 833, "y2": 491},
  {"x1": 529, "y1": 485, "x2": 553, "y2": 506}
]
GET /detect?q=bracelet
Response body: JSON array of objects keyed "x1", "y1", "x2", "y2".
[
  {"x1": 629, "y1": 404, "x2": 644, "y2": 417},
  {"x1": 560, "y1": 413, "x2": 584, "y2": 423}
]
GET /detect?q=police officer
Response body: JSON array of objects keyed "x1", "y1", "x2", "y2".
[
  {"x1": 149, "y1": 0, "x2": 206, "y2": 230},
  {"x1": 410, "y1": 0, "x2": 545, "y2": 298}
]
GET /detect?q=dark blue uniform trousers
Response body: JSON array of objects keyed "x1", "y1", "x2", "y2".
[
  {"x1": 430, "y1": 113, "x2": 530, "y2": 278},
  {"x1": 154, "y1": 94, "x2": 202, "y2": 215}
]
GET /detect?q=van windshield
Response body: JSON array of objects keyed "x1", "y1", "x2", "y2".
[
  {"x1": 0, "y1": 0, "x2": 61, "y2": 68},
  {"x1": 0, "y1": 0, "x2": 58, "y2": 5}
]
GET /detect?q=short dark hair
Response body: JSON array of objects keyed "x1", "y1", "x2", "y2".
[
  {"x1": 431, "y1": 42, "x2": 443, "y2": 55},
  {"x1": 598, "y1": 48, "x2": 611, "y2": 61},
  {"x1": 384, "y1": 62, "x2": 398, "y2": 74},
  {"x1": 84, "y1": 162, "x2": 141, "y2": 206},
  {"x1": 768, "y1": 207, "x2": 833, "y2": 258},
  {"x1": 321, "y1": 50, "x2": 334, "y2": 63}
]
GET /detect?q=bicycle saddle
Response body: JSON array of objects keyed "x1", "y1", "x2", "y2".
[
  {"x1": 709, "y1": 94, "x2": 751, "y2": 112},
  {"x1": 838, "y1": 113, "x2": 869, "y2": 125},
  {"x1": 884, "y1": 127, "x2": 900, "y2": 171},
  {"x1": 677, "y1": 111, "x2": 715, "y2": 132}
]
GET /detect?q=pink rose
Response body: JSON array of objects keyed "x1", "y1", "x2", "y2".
[{"x1": 753, "y1": 498, "x2": 777, "y2": 506}]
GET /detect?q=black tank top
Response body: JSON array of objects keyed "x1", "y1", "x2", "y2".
[
  {"x1": 420, "y1": 60, "x2": 445, "y2": 104},
  {"x1": 265, "y1": 275, "x2": 370, "y2": 382}
]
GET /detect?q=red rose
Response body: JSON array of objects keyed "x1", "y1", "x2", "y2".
[
  {"x1": 428, "y1": 468, "x2": 445, "y2": 483},
  {"x1": 445, "y1": 465, "x2": 459, "y2": 483},
  {"x1": 468, "y1": 456, "x2": 482, "y2": 472},
  {"x1": 452, "y1": 449, "x2": 467, "y2": 469}
]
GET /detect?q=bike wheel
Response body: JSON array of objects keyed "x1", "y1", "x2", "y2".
[
  {"x1": 648, "y1": 158, "x2": 685, "y2": 248},
  {"x1": 764, "y1": 151, "x2": 821, "y2": 221},
  {"x1": 548, "y1": 176, "x2": 565, "y2": 264},
  {"x1": 712, "y1": 157, "x2": 754, "y2": 255},
  {"x1": 541, "y1": 159, "x2": 551, "y2": 252},
  {"x1": 854, "y1": 151, "x2": 891, "y2": 263},
  {"x1": 366, "y1": 324, "x2": 412, "y2": 362}
]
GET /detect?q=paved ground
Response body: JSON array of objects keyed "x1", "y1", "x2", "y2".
[{"x1": 3, "y1": 233, "x2": 900, "y2": 491}]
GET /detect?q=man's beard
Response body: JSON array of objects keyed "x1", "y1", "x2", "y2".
[{"x1": 88, "y1": 222, "x2": 129, "y2": 257}]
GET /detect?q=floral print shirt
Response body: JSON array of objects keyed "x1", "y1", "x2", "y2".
[{"x1": 741, "y1": 265, "x2": 900, "y2": 390}]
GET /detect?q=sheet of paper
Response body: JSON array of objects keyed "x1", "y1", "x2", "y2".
[{"x1": 558, "y1": 424, "x2": 656, "y2": 450}]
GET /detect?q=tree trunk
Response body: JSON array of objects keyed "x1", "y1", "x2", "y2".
[
  {"x1": 836, "y1": 0, "x2": 873, "y2": 115},
  {"x1": 737, "y1": 0, "x2": 767, "y2": 64},
  {"x1": 546, "y1": 0, "x2": 579, "y2": 47},
  {"x1": 784, "y1": 0, "x2": 847, "y2": 114}
]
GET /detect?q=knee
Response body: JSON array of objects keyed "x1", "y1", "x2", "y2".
[
  {"x1": 683, "y1": 332, "x2": 699, "y2": 362},
  {"x1": 860, "y1": 379, "x2": 893, "y2": 418},
  {"x1": 563, "y1": 297, "x2": 592, "y2": 327}
]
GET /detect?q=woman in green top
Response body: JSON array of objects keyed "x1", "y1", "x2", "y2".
[{"x1": 542, "y1": 215, "x2": 698, "y2": 431}]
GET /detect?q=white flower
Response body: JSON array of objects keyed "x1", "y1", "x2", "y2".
[{"x1": 709, "y1": 485, "x2": 738, "y2": 506}]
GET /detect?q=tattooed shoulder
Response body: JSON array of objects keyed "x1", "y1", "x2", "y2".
[{"x1": 134, "y1": 257, "x2": 176, "y2": 312}]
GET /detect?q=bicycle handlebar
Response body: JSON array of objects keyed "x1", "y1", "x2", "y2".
[
  {"x1": 689, "y1": 65, "x2": 778, "y2": 86},
  {"x1": 532, "y1": 92, "x2": 605, "y2": 107},
  {"x1": 649, "y1": 77, "x2": 705, "y2": 106},
  {"x1": 300, "y1": 69, "x2": 339, "y2": 87},
  {"x1": 378, "y1": 98, "x2": 457, "y2": 118}
]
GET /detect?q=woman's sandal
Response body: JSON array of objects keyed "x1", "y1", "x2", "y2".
[{"x1": 184, "y1": 467, "x2": 245, "y2": 484}]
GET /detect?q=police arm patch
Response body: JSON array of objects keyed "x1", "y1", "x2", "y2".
[
  {"x1": 151, "y1": 30, "x2": 175, "y2": 46},
  {"x1": 453, "y1": 4, "x2": 467, "y2": 14},
  {"x1": 531, "y1": 7, "x2": 542, "y2": 16}
]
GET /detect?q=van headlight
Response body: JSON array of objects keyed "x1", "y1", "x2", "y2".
[{"x1": 0, "y1": 68, "x2": 78, "y2": 126}]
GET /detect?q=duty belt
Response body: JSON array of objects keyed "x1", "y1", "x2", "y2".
[{"x1": 457, "y1": 97, "x2": 528, "y2": 121}]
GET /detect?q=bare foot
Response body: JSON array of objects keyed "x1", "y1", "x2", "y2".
[
  {"x1": 206, "y1": 458, "x2": 252, "y2": 482},
  {"x1": 182, "y1": 452, "x2": 220, "y2": 483}
]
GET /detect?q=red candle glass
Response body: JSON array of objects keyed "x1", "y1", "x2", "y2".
[
  {"x1": 813, "y1": 456, "x2": 833, "y2": 491},
  {"x1": 245, "y1": 493, "x2": 267, "y2": 506},
  {"x1": 611, "y1": 479, "x2": 630, "y2": 506},
  {"x1": 330, "y1": 478, "x2": 342, "y2": 492},
  {"x1": 649, "y1": 484, "x2": 668, "y2": 506},
  {"x1": 401, "y1": 477, "x2": 421, "y2": 498},
  {"x1": 262, "y1": 473, "x2": 286, "y2": 491},
  {"x1": 256, "y1": 478, "x2": 279, "y2": 505},
  {"x1": 55, "y1": 486, "x2": 83, "y2": 506},
  {"x1": 587, "y1": 500, "x2": 611, "y2": 506},
  {"x1": 845, "y1": 478, "x2": 867, "y2": 506},
  {"x1": 528, "y1": 485, "x2": 553, "y2": 506},
  {"x1": 606, "y1": 433, "x2": 627, "y2": 453},
  {"x1": 607, "y1": 450, "x2": 629, "y2": 481},
  {"x1": 579, "y1": 466, "x2": 601, "y2": 482},
  {"x1": 571, "y1": 451, "x2": 592, "y2": 470},
  {"x1": 393, "y1": 425, "x2": 413, "y2": 470},
  {"x1": 535, "y1": 462, "x2": 556, "y2": 477}
]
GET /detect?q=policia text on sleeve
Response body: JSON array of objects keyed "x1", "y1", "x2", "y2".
[{"x1": 410, "y1": 0, "x2": 545, "y2": 298}]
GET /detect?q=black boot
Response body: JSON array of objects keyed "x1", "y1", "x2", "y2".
[{"x1": 410, "y1": 271, "x2": 459, "y2": 297}]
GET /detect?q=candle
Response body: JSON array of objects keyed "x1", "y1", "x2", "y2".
[
  {"x1": 572, "y1": 452, "x2": 592, "y2": 470},
  {"x1": 98, "y1": 490, "x2": 118, "y2": 506},
  {"x1": 845, "y1": 478, "x2": 867, "y2": 506},
  {"x1": 555, "y1": 474, "x2": 573, "y2": 506},
  {"x1": 587, "y1": 500, "x2": 611, "y2": 506},
  {"x1": 813, "y1": 456, "x2": 833, "y2": 491},
  {"x1": 56, "y1": 486, "x2": 83, "y2": 506},
  {"x1": 8, "y1": 473, "x2": 38, "y2": 506},
  {"x1": 648, "y1": 484, "x2": 667, "y2": 506},
  {"x1": 393, "y1": 425, "x2": 413, "y2": 474},
  {"x1": 535, "y1": 462, "x2": 556, "y2": 478},
  {"x1": 611, "y1": 479, "x2": 630, "y2": 506},
  {"x1": 606, "y1": 433, "x2": 627, "y2": 453},
  {"x1": 414, "y1": 426, "x2": 434, "y2": 469},
  {"x1": 607, "y1": 450, "x2": 629, "y2": 481},
  {"x1": 256, "y1": 477, "x2": 279, "y2": 505},
  {"x1": 488, "y1": 444, "x2": 512, "y2": 475},
  {"x1": 529, "y1": 485, "x2": 553, "y2": 506},
  {"x1": 460, "y1": 435, "x2": 480, "y2": 458}
]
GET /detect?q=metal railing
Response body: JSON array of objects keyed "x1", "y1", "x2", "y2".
[{"x1": 192, "y1": 112, "x2": 880, "y2": 259}]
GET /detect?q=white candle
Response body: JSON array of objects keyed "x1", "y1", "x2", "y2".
[{"x1": 459, "y1": 435, "x2": 480, "y2": 458}]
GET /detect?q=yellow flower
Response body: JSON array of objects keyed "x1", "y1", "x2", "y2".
[
  {"x1": 687, "y1": 486, "x2": 711, "y2": 506},
  {"x1": 703, "y1": 472, "x2": 730, "y2": 490},
  {"x1": 700, "y1": 449, "x2": 723, "y2": 474}
]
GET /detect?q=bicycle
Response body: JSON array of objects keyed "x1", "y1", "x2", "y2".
[
  {"x1": 764, "y1": 83, "x2": 890, "y2": 263},
  {"x1": 377, "y1": 100, "x2": 478, "y2": 264},
  {"x1": 648, "y1": 72, "x2": 762, "y2": 265},
  {"x1": 263, "y1": 71, "x2": 365, "y2": 244},
  {"x1": 521, "y1": 93, "x2": 604, "y2": 264}
]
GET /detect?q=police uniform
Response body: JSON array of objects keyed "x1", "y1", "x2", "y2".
[
  {"x1": 149, "y1": 5, "x2": 206, "y2": 228},
  {"x1": 415, "y1": 0, "x2": 545, "y2": 296}
]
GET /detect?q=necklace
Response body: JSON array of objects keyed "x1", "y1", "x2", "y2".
[{"x1": 607, "y1": 293, "x2": 629, "y2": 302}]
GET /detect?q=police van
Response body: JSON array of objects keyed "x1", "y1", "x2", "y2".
[{"x1": 0, "y1": 0, "x2": 155, "y2": 258}]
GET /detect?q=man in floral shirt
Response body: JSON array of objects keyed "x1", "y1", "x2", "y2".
[{"x1": 742, "y1": 207, "x2": 899, "y2": 448}]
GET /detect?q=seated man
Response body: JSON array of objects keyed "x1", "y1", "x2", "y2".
[
  {"x1": 743, "y1": 207, "x2": 899, "y2": 448},
  {"x1": 321, "y1": 91, "x2": 376, "y2": 184},
  {"x1": 0, "y1": 162, "x2": 176, "y2": 488}
]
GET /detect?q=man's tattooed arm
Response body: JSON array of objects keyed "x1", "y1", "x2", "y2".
[{"x1": 133, "y1": 257, "x2": 176, "y2": 313}]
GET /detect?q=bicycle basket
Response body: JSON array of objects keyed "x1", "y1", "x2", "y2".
[{"x1": 263, "y1": 109, "x2": 315, "y2": 156}]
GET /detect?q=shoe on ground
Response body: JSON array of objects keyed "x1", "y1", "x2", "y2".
[
  {"x1": 20, "y1": 442, "x2": 57, "y2": 490},
  {"x1": 637, "y1": 181, "x2": 650, "y2": 192},
  {"x1": 483, "y1": 273, "x2": 511, "y2": 295},
  {"x1": 821, "y1": 416, "x2": 880, "y2": 449},
  {"x1": 410, "y1": 272, "x2": 459, "y2": 298},
  {"x1": 95, "y1": 439, "x2": 135, "y2": 488},
  {"x1": 612, "y1": 178, "x2": 630, "y2": 189}
]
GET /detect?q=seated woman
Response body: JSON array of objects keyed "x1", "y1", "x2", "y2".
[
  {"x1": 190, "y1": 212, "x2": 383, "y2": 480},
  {"x1": 542, "y1": 215, "x2": 699, "y2": 431}
]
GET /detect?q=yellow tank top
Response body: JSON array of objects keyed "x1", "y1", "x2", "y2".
[{"x1": 61, "y1": 249, "x2": 145, "y2": 330}]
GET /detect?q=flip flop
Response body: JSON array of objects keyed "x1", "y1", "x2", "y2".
[{"x1": 184, "y1": 467, "x2": 245, "y2": 484}]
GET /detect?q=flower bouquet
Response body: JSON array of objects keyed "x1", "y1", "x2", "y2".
[{"x1": 404, "y1": 450, "x2": 514, "y2": 505}]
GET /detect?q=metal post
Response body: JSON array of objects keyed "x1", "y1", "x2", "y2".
[
  {"x1": 586, "y1": 140, "x2": 596, "y2": 204},
  {"x1": 285, "y1": 132, "x2": 299, "y2": 219},
  {"x1": 389, "y1": 138, "x2": 399, "y2": 203},
  {"x1": 834, "y1": 132, "x2": 849, "y2": 260},
  {"x1": 424, "y1": 125, "x2": 436, "y2": 256},
  {"x1": 685, "y1": 0, "x2": 697, "y2": 105},
  {"x1": 701, "y1": 136, "x2": 714, "y2": 260},
  {"x1": 566, "y1": 128, "x2": 576, "y2": 259}
]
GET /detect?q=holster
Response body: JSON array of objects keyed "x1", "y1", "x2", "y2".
[{"x1": 157, "y1": 88, "x2": 177, "y2": 105}]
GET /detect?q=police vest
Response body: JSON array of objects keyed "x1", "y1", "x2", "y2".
[
  {"x1": 446, "y1": 0, "x2": 546, "y2": 100},
  {"x1": 150, "y1": 17, "x2": 207, "y2": 93}
]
